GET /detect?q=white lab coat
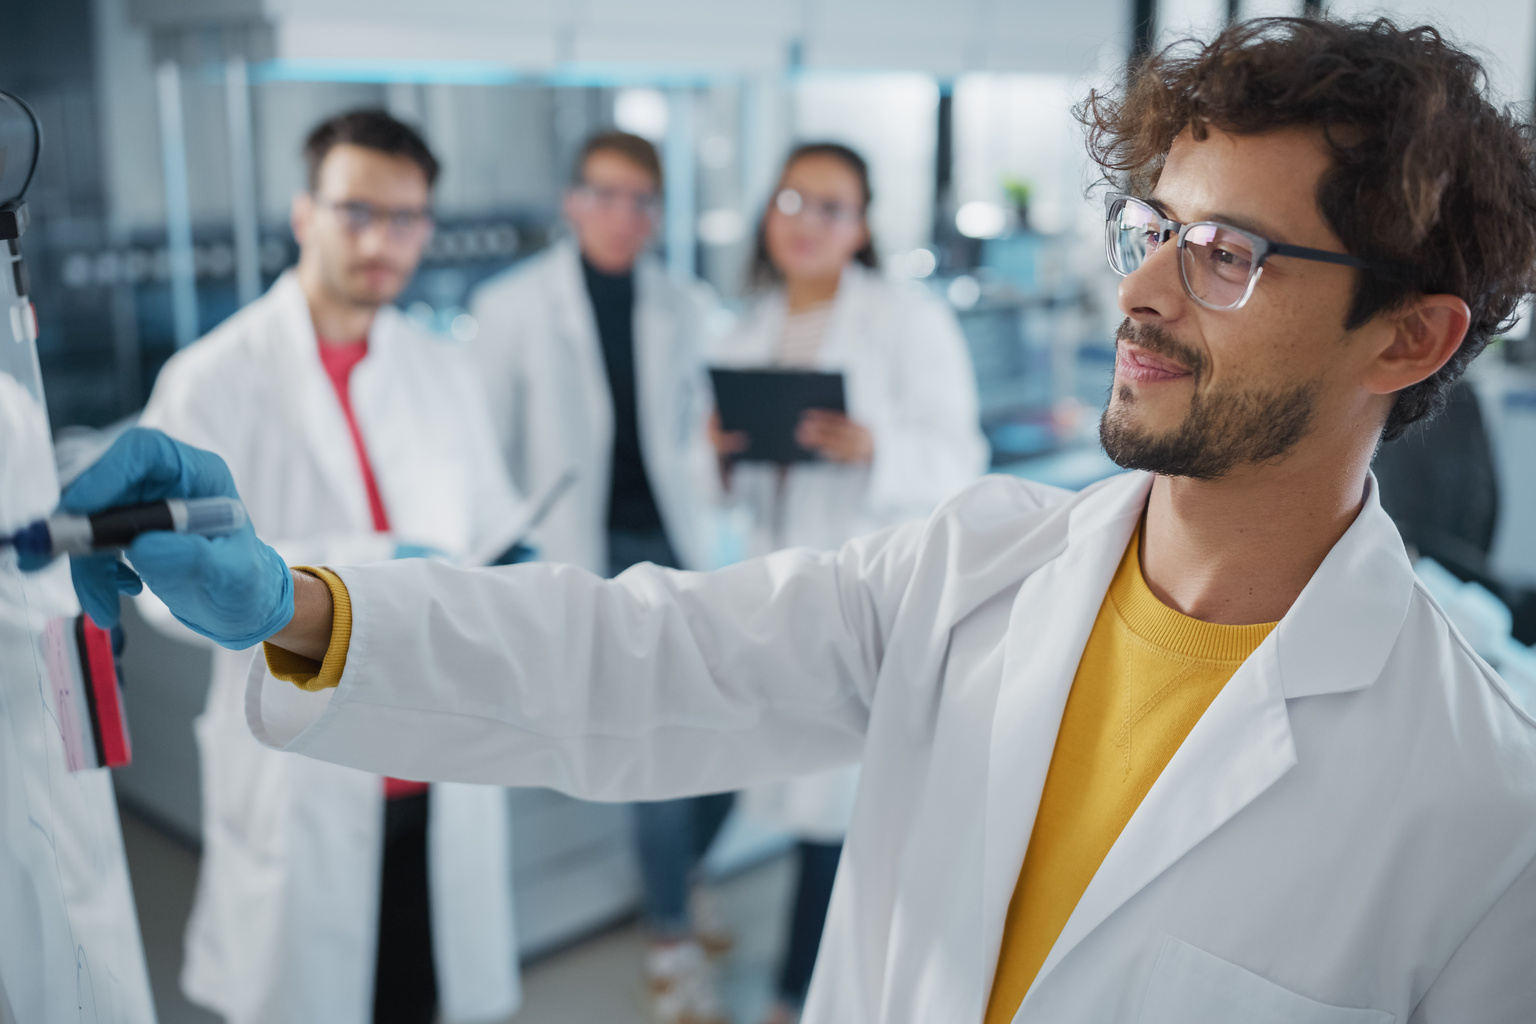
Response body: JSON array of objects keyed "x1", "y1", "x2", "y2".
[
  {"x1": 468, "y1": 239, "x2": 718, "y2": 573},
  {"x1": 245, "y1": 469, "x2": 1536, "y2": 1022},
  {"x1": 712, "y1": 264, "x2": 989, "y2": 555},
  {"x1": 138, "y1": 271, "x2": 523, "y2": 1024},
  {"x1": 717, "y1": 265, "x2": 988, "y2": 839}
]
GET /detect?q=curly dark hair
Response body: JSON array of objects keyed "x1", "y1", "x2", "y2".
[{"x1": 1079, "y1": 17, "x2": 1536, "y2": 440}]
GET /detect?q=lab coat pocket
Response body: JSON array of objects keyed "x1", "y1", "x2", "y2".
[{"x1": 1138, "y1": 936, "x2": 1393, "y2": 1024}]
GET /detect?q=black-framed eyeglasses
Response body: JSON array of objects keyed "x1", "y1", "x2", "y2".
[
  {"x1": 1104, "y1": 192, "x2": 1392, "y2": 311},
  {"x1": 317, "y1": 198, "x2": 433, "y2": 240},
  {"x1": 773, "y1": 188, "x2": 862, "y2": 227}
]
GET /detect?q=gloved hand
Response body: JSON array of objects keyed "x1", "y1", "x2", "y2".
[
  {"x1": 491, "y1": 542, "x2": 537, "y2": 566},
  {"x1": 62, "y1": 428, "x2": 293, "y2": 650}
]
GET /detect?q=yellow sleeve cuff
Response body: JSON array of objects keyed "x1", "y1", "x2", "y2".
[{"x1": 262, "y1": 566, "x2": 353, "y2": 692}]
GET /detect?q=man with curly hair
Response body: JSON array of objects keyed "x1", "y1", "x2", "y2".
[{"x1": 62, "y1": 16, "x2": 1536, "y2": 1024}]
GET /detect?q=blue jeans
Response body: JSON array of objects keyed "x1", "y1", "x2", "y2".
[
  {"x1": 634, "y1": 791, "x2": 737, "y2": 936},
  {"x1": 609, "y1": 529, "x2": 738, "y2": 936}
]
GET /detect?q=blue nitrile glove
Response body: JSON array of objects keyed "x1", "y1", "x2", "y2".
[
  {"x1": 393, "y1": 542, "x2": 451, "y2": 562},
  {"x1": 61, "y1": 428, "x2": 293, "y2": 650},
  {"x1": 491, "y1": 542, "x2": 537, "y2": 566}
]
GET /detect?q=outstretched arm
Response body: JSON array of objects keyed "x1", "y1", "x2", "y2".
[
  {"x1": 246, "y1": 523, "x2": 922, "y2": 801},
  {"x1": 64, "y1": 428, "x2": 927, "y2": 803}
]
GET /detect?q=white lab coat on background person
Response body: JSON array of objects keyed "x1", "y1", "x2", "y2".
[
  {"x1": 468, "y1": 238, "x2": 719, "y2": 573},
  {"x1": 716, "y1": 262, "x2": 988, "y2": 839},
  {"x1": 711, "y1": 263, "x2": 989, "y2": 556},
  {"x1": 245, "y1": 470, "x2": 1536, "y2": 1023},
  {"x1": 138, "y1": 271, "x2": 524, "y2": 1024}
]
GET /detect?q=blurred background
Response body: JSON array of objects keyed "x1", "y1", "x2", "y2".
[{"x1": 7, "y1": 1, "x2": 1536, "y2": 1021}]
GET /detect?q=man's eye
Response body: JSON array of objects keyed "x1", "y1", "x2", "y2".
[
  {"x1": 1142, "y1": 229, "x2": 1162, "y2": 249},
  {"x1": 1213, "y1": 247, "x2": 1251, "y2": 267}
]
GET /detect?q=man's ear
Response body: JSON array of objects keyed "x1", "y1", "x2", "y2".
[
  {"x1": 291, "y1": 193, "x2": 312, "y2": 247},
  {"x1": 1361, "y1": 294, "x2": 1472, "y2": 397}
]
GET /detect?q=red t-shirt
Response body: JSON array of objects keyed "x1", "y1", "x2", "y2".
[
  {"x1": 317, "y1": 337, "x2": 429, "y2": 801},
  {"x1": 317, "y1": 339, "x2": 390, "y2": 533}
]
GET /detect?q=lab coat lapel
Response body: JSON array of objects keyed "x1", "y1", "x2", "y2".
[
  {"x1": 1016, "y1": 477, "x2": 1414, "y2": 1012},
  {"x1": 811, "y1": 264, "x2": 866, "y2": 371},
  {"x1": 632, "y1": 256, "x2": 675, "y2": 465},
  {"x1": 351, "y1": 308, "x2": 457, "y2": 546},
  {"x1": 551, "y1": 240, "x2": 614, "y2": 467},
  {"x1": 1019, "y1": 640, "x2": 1297, "y2": 1012},
  {"x1": 720, "y1": 291, "x2": 784, "y2": 365},
  {"x1": 1270, "y1": 475, "x2": 1415, "y2": 701},
  {"x1": 268, "y1": 273, "x2": 375, "y2": 531},
  {"x1": 979, "y1": 472, "x2": 1150, "y2": 991}
]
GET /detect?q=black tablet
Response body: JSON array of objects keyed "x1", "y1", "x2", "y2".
[{"x1": 709, "y1": 367, "x2": 848, "y2": 464}]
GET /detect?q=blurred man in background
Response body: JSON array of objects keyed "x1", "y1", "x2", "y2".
[
  {"x1": 470, "y1": 131, "x2": 727, "y2": 1024},
  {"x1": 136, "y1": 110, "x2": 524, "y2": 1024}
]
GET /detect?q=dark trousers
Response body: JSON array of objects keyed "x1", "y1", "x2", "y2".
[
  {"x1": 778, "y1": 841, "x2": 842, "y2": 1006},
  {"x1": 373, "y1": 791, "x2": 436, "y2": 1024}
]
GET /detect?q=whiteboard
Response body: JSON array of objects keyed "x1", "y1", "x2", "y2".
[{"x1": 0, "y1": 264, "x2": 156, "y2": 1019}]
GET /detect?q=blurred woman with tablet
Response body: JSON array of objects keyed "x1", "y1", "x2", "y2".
[{"x1": 709, "y1": 142, "x2": 988, "y2": 1024}]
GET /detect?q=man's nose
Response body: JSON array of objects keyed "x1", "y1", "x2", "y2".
[
  {"x1": 1117, "y1": 240, "x2": 1186, "y2": 323},
  {"x1": 355, "y1": 221, "x2": 393, "y2": 255}
]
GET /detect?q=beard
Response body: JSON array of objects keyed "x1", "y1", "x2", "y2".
[
  {"x1": 318, "y1": 248, "x2": 410, "y2": 309},
  {"x1": 1099, "y1": 318, "x2": 1319, "y2": 480}
]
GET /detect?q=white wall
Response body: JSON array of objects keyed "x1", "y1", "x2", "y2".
[
  {"x1": 1326, "y1": 0, "x2": 1536, "y2": 108},
  {"x1": 93, "y1": 0, "x2": 166, "y2": 234},
  {"x1": 1239, "y1": 0, "x2": 1306, "y2": 17},
  {"x1": 1158, "y1": 0, "x2": 1229, "y2": 45},
  {"x1": 136, "y1": 0, "x2": 1129, "y2": 79},
  {"x1": 952, "y1": 73, "x2": 1095, "y2": 237}
]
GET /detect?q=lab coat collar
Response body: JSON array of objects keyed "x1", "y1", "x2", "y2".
[
  {"x1": 548, "y1": 235, "x2": 666, "y2": 313},
  {"x1": 814, "y1": 262, "x2": 875, "y2": 367},
  {"x1": 725, "y1": 261, "x2": 880, "y2": 368},
  {"x1": 545, "y1": 234, "x2": 666, "y2": 449},
  {"x1": 547, "y1": 240, "x2": 603, "y2": 362},
  {"x1": 547, "y1": 235, "x2": 670, "y2": 388},
  {"x1": 1270, "y1": 473, "x2": 1415, "y2": 699},
  {"x1": 268, "y1": 268, "x2": 402, "y2": 362},
  {"x1": 265, "y1": 270, "x2": 403, "y2": 531},
  {"x1": 268, "y1": 272, "x2": 365, "y2": 523},
  {"x1": 1051, "y1": 468, "x2": 1416, "y2": 701},
  {"x1": 984, "y1": 469, "x2": 1416, "y2": 1012}
]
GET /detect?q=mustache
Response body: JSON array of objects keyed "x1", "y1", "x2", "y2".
[{"x1": 1115, "y1": 318, "x2": 1206, "y2": 377}]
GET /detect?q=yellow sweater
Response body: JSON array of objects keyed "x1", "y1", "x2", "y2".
[
  {"x1": 982, "y1": 531, "x2": 1275, "y2": 1023},
  {"x1": 263, "y1": 567, "x2": 354, "y2": 691}
]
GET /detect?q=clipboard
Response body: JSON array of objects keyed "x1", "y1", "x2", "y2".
[
  {"x1": 709, "y1": 367, "x2": 847, "y2": 464},
  {"x1": 467, "y1": 469, "x2": 578, "y2": 567}
]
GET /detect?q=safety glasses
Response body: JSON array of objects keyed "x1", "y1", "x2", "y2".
[
  {"x1": 1104, "y1": 192, "x2": 1387, "y2": 311},
  {"x1": 318, "y1": 199, "x2": 433, "y2": 241},
  {"x1": 773, "y1": 188, "x2": 863, "y2": 228},
  {"x1": 575, "y1": 183, "x2": 662, "y2": 218}
]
